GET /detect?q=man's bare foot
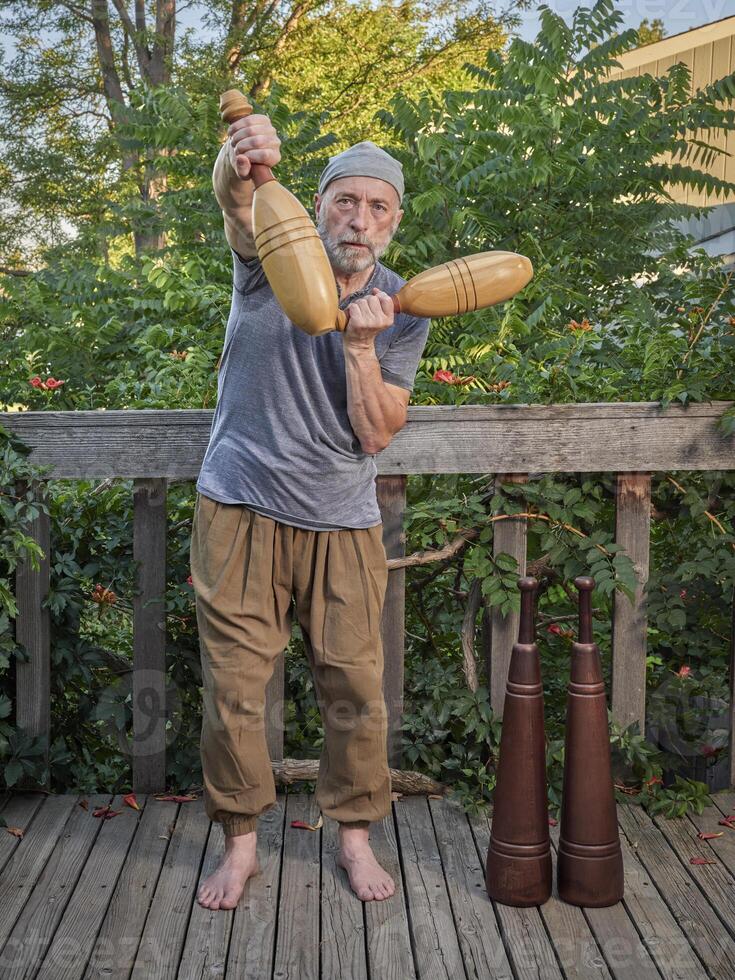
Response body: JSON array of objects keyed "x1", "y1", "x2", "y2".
[
  {"x1": 337, "y1": 824, "x2": 395, "y2": 902},
  {"x1": 197, "y1": 830, "x2": 260, "y2": 910}
]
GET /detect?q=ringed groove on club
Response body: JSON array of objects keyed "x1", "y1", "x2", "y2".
[
  {"x1": 259, "y1": 230, "x2": 326, "y2": 265},
  {"x1": 458, "y1": 256, "x2": 478, "y2": 310},
  {"x1": 254, "y1": 214, "x2": 316, "y2": 245},
  {"x1": 445, "y1": 260, "x2": 465, "y2": 314}
]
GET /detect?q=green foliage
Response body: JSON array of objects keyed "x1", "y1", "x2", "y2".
[
  {"x1": 645, "y1": 776, "x2": 712, "y2": 818},
  {"x1": 1, "y1": 1, "x2": 734, "y2": 821},
  {"x1": 636, "y1": 18, "x2": 666, "y2": 46}
]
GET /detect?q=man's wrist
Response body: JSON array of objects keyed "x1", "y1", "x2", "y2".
[{"x1": 343, "y1": 338, "x2": 377, "y2": 357}]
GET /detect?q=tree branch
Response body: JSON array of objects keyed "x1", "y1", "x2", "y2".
[
  {"x1": 0, "y1": 266, "x2": 33, "y2": 276},
  {"x1": 109, "y1": 0, "x2": 152, "y2": 74},
  {"x1": 91, "y1": 0, "x2": 127, "y2": 110}
]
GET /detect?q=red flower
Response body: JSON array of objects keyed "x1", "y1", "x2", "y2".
[
  {"x1": 433, "y1": 369, "x2": 457, "y2": 384},
  {"x1": 186, "y1": 574, "x2": 193, "y2": 585},
  {"x1": 700, "y1": 744, "x2": 718, "y2": 758},
  {"x1": 91, "y1": 583, "x2": 117, "y2": 605},
  {"x1": 29, "y1": 375, "x2": 65, "y2": 391},
  {"x1": 644, "y1": 775, "x2": 663, "y2": 787},
  {"x1": 679, "y1": 588, "x2": 688, "y2": 599},
  {"x1": 547, "y1": 623, "x2": 563, "y2": 635},
  {"x1": 676, "y1": 665, "x2": 692, "y2": 678}
]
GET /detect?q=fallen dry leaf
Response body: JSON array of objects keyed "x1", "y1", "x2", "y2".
[
  {"x1": 290, "y1": 814, "x2": 323, "y2": 831},
  {"x1": 78, "y1": 800, "x2": 89, "y2": 811},
  {"x1": 6, "y1": 827, "x2": 24, "y2": 838},
  {"x1": 427, "y1": 794, "x2": 443, "y2": 800},
  {"x1": 690, "y1": 856, "x2": 717, "y2": 865},
  {"x1": 92, "y1": 805, "x2": 123, "y2": 820},
  {"x1": 123, "y1": 793, "x2": 140, "y2": 811},
  {"x1": 390, "y1": 792, "x2": 403, "y2": 802},
  {"x1": 153, "y1": 794, "x2": 198, "y2": 803},
  {"x1": 697, "y1": 831, "x2": 724, "y2": 840}
]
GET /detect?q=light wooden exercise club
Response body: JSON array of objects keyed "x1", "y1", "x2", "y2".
[{"x1": 218, "y1": 88, "x2": 534, "y2": 334}]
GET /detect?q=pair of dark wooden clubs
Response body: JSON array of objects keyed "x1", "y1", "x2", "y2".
[{"x1": 485, "y1": 576, "x2": 625, "y2": 908}]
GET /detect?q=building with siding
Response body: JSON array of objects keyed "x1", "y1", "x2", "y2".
[{"x1": 609, "y1": 15, "x2": 735, "y2": 263}]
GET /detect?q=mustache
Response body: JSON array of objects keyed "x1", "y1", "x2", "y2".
[{"x1": 336, "y1": 236, "x2": 373, "y2": 250}]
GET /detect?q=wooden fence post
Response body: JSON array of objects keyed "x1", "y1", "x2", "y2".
[
  {"x1": 485, "y1": 474, "x2": 528, "y2": 718},
  {"x1": 611, "y1": 472, "x2": 652, "y2": 735},
  {"x1": 132, "y1": 478, "x2": 168, "y2": 794},
  {"x1": 14, "y1": 479, "x2": 51, "y2": 789},
  {"x1": 377, "y1": 475, "x2": 407, "y2": 768}
]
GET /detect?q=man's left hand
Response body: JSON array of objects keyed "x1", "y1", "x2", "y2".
[{"x1": 343, "y1": 288, "x2": 394, "y2": 350}]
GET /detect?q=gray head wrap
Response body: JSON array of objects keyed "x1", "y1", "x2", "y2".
[{"x1": 318, "y1": 141, "x2": 404, "y2": 205}]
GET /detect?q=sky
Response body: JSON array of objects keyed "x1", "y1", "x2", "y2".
[{"x1": 513, "y1": 0, "x2": 735, "y2": 42}]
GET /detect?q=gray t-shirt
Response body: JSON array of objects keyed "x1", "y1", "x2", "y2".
[{"x1": 195, "y1": 249, "x2": 430, "y2": 530}]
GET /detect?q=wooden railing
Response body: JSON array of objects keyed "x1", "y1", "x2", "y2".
[{"x1": 3, "y1": 402, "x2": 734, "y2": 793}]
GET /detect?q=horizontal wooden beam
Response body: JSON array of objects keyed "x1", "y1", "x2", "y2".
[{"x1": 1, "y1": 401, "x2": 733, "y2": 478}]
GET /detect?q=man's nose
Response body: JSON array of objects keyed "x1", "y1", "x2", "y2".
[{"x1": 349, "y1": 203, "x2": 370, "y2": 232}]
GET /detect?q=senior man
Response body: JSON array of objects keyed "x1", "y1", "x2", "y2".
[{"x1": 191, "y1": 112, "x2": 430, "y2": 910}]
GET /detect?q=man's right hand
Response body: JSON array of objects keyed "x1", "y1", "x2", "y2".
[{"x1": 227, "y1": 114, "x2": 282, "y2": 180}]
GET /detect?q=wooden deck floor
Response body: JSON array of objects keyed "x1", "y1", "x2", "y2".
[{"x1": 1, "y1": 788, "x2": 735, "y2": 979}]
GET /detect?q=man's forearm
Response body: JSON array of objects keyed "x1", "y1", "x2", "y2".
[
  {"x1": 343, "y1": 343, "x2": 405, "y2": 454},
  {"x1": 212, "y1": 142, "x2": 258, "y2": 258}
]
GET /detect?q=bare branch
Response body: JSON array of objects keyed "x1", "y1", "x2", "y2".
[
  {"x1": 109, "y1": 0, "x2": 152, "y2": 73},
  {"x1": 0, "y1": 266, "x2": 33, "y2": 276},
  {"x1": 460, "y1": 577, "x2": 482, "y2": 692},
  {"x1": 91, "y1": 0, "x2": 127, "y2": 110},
  {"x1": 57, "y1": 0, "x2": 95, "y2": 24}
]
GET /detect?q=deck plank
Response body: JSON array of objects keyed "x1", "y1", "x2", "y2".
[
  {"x1": 0, "y1": 794, "x2": 87, "y2": 963},
  {"x1": 271, "y1": 792, "x2": 321, "y2": 980},
  {"x1": 363, "y1": 804, "x2": 417, "y2": 980},
  {"x1": 127, "y1": 798, "x2": 210, "y2": 979},
  {"x1": 33, "y1": 794, "x2": 144, "y2": 979},
  {"x1": 697, "y1": 794, "x2": 735, "y2": 877},
  {"x1": 618, "y1": 803, "x2": 735, "y2": 978},
  {"x1": 469, "y1": 809, "x2": 563, "y2": 979},
  {"x1": 395, "y1": 795, "x2": 466, "y2": 979},
  {"x1": 4, "y1": 792, "x2": 735, "y2": 979},
  {"x1": 223, "y1": 796, "x2": 285, "y2": 979},
  {"x1": 609, "y1": 812, "x2": 704, "y2": 978},
  {"x1": 320, "y1": 809, "x2": 368, "y2": 980},
  {"x1": 650, "y1": 805, "x2": 735, "y2": 938},
  {"x1": 429, "y1": 798, "x2": 513, "y2": 980},
  {"x1": 82, "y1": 794, "x2": 179, "y2": 980},
  {"x1": 0, "y1": 792, "x2": 58, "y2": 878},
  {"x1": 544, "y1": 827, "x2": 614, "y2": 980},
  {"x1": 1, "y1": 793, "x2": 112, "y2": 980},
  {"x1": 567, "y1": 831, "x2": 664, "y2": 980}
]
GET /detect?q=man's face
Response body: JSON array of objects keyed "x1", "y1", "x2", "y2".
[{"x1": 314, "y1": 176, "x2": 403, "y2": 275}]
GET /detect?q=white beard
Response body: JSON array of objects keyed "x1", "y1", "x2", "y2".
[{"x1": 316, "y1": 212, "x2": 395, "y2": 274}]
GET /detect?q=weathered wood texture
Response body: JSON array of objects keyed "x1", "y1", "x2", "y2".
[
  {"x1": 132, "y1": 478, "x2": 168, "y2": 794},
  {"x1": 13, "y1": 480, "x2": 51, "y2": 790},
  {"x1": 376, "y1": 475, "x2": 407, "y2": 768},
  {"x1": 611, "y1": 473, "x2": 652, "y2": 734},
  {"x1": 2, "y1": 790, "x2": 735, "y2": 977},
  {"x1": 5, "y1": 404, "x2": 734, "y2": 794},
  {"x1": 487, "y1": 473, "x2": 528, "y2": 718},
  {"x1": 2, "y1": 401, "x2": 733, "y2": 476}
]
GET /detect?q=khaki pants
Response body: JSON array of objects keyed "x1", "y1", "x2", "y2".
[{"x1": 190, "y1": 491, "x2": 392, "y2": 837}]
